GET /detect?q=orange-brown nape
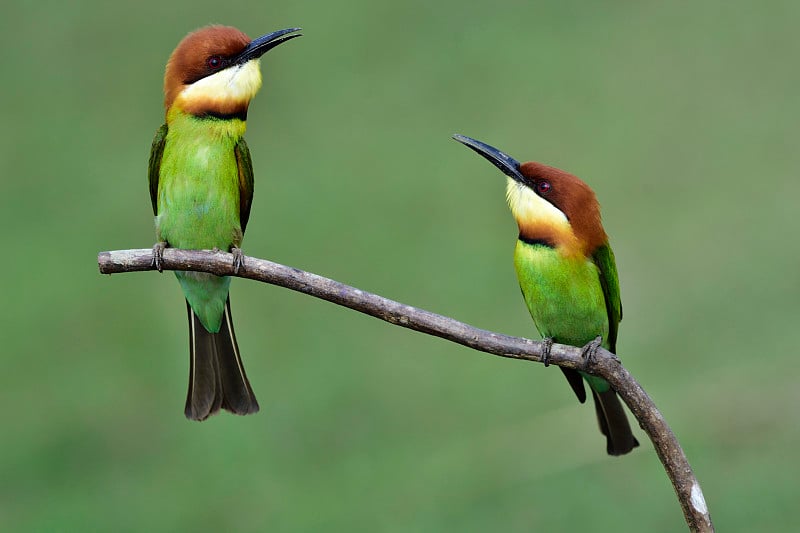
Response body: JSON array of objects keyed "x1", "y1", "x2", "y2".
[
  {"x1": 514, "y1": 161, "x2": 608, "y2": 255},
  {"x1": 163, "y1": 26, "x2": 252, "y2": 114}
]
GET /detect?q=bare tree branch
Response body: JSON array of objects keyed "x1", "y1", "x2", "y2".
[{"x1": 98, "y1": 247, "x2": 713, "y2": 532}]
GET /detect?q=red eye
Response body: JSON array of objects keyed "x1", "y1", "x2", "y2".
[
  {"x1": 536, "y1": 180, "x2": 552, "y2": 194},
  {"x1": 207, "y1": 56, "x2": 223, "y2": 69}
]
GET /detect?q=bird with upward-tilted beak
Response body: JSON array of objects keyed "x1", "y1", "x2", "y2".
[
  {"x1": 149, "y1": 25, "x2": 301, "y2": 420},
  {"x1": 453, "y1": 134, "x2": 639, "y2": 455}
]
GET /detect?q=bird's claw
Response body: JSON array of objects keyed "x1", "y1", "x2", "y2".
[
  {"x1": 231, "y1": 247, "x2": 245, "y2": 274},
  {"x1": 541, "y1": 337, "x2": 554, "y2": 367},
  {"x1": 151, "y1": 241, "x2": 167, "y2": 272},
  {"x1": 581, "y1": 336, "x2": 603, "y2": 370}
]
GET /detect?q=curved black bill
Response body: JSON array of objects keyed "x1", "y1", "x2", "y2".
[
  {"x1": 452, "y1": 134, "x2": 525, "y2": 183},
  {"x1": 233, "y1": 27, "x2": 302, "y2": 65}
]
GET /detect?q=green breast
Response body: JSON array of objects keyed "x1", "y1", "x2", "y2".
[
  {"x1": 514, "y1": 240, "x2": 609, "y2": 348},
  {"x1": 156, "y1": 113, "x2": 244, "y2": 251}
]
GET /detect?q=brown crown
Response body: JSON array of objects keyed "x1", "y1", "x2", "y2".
[{"x1": 163, "y1": 25, "x2": 250, "y2": 109}]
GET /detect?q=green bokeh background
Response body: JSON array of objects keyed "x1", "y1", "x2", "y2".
[{"x1": 3, "y1": 1, "x2": 798, "y2": 531}]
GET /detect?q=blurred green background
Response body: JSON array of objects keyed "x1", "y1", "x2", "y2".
[{"x1": 2, "y1": 0, "x2": 797, "y2": 531}]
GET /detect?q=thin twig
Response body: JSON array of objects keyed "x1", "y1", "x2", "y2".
[{"x1": 97, "y1": 247, "x2": 713, "y2": 532}]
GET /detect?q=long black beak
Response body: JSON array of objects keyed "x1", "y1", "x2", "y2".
[
  {"x1": 452, "y1": 134, "x2": 525, "y2": 184},
  {"x1": 233, "y1": 27, "x2": 302, "y2": 65}
]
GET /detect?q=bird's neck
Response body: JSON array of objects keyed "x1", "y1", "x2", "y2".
[
  {"x1": 505, "y1": 179, "x2": 604, "y2": 258},
  {"x1": 165, "y1": 60, "x2": 262, "y2": 121},
  {"x1": 168, "y1": 97, "x2": 250, "y2": 122},
  {"x1": 507, "y1": 178, "x2": 577, "y2": 255},
  {"x1": 166, "y1": 106, "x2": 247, "y2": 140},
  {"x1": 516, "y1": 222, "x2": 586, "y2": 258}
]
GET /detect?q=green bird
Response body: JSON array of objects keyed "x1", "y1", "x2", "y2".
[
  {"x1": 149, "y1": 25, "x2": 301, "y2": 420},
  {"x1": 453, "y1": 134, "x2": 639, "y2": 455}
]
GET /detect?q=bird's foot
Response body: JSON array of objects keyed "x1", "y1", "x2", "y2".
[
  {"x1": 580, "y1": 336, "x2": 603, "y2": 370},
  {"x1": 541, "y1": 337, "x2": 554, "y2": 367},
  {"x1": 151, "y1": 241, "x2": 167, "y2": 272},
  {"x1": 231, "y1": 247, "x2": 245, "y2": 274}
]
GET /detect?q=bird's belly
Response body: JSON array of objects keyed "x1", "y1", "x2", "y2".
[
  {"x1": 514, "y1": 244, "x2": 608, "y2": 347},
  {"x1": 156, "y1": 145, "x2": 241, "y2": 251}
]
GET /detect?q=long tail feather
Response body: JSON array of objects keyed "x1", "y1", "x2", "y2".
[
  {"x1": 184, "y1": 298, "x2": 259, "y2": 421},
  {"x1": 216, "y1": 297, "x2": 259, "y2": 415},
  {"x1": 185, "y1": 302, "x2": 222, "y2": 420},
  {"x1": 591, "y1": 389, "x2": 639, "y2": 456}
]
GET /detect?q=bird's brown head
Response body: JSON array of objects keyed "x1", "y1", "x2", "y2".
[
  {"x1": 453, "y1": 134, "x2": 607, "y2": 255},
  {"x1": 163, "y1": 25, "x2": 301, "y2": 118}
]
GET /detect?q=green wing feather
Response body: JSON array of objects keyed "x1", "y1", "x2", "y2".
[
  {"x1": 148, "y1": 124, "x2": 168, "y2": 215},
  {"x1": 234, "y1": 138, "x2": 254, "y2": 233},
  {"x1": 592, "y1": 243, "x2": 623, "y2": 352}
]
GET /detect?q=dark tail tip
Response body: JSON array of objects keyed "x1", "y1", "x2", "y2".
[
  {"x1": 593, "y1": 389, "x2": 639, "y2": 456},
  {"x1": 607, "y1": 435, "x2": 640, "y2": 456},
  {"x1": 185, "y1": 298, "x2": 259, "y2": 421}
]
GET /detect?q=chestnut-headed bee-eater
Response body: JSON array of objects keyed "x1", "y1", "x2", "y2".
[
  {"x1": 148, "y1": 25, "x2": 301, "y2": 420},
  {"x1": 453, "y1": 134, "x2": 639, "y2": 455}
]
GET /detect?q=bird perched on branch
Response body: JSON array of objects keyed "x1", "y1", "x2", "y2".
[
  {"x1": 148, "y1": 25, "x2": 301, "y2": 420},
  {"x1": 453, "y1": 134, "x2": 639, "y2": 455}
]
